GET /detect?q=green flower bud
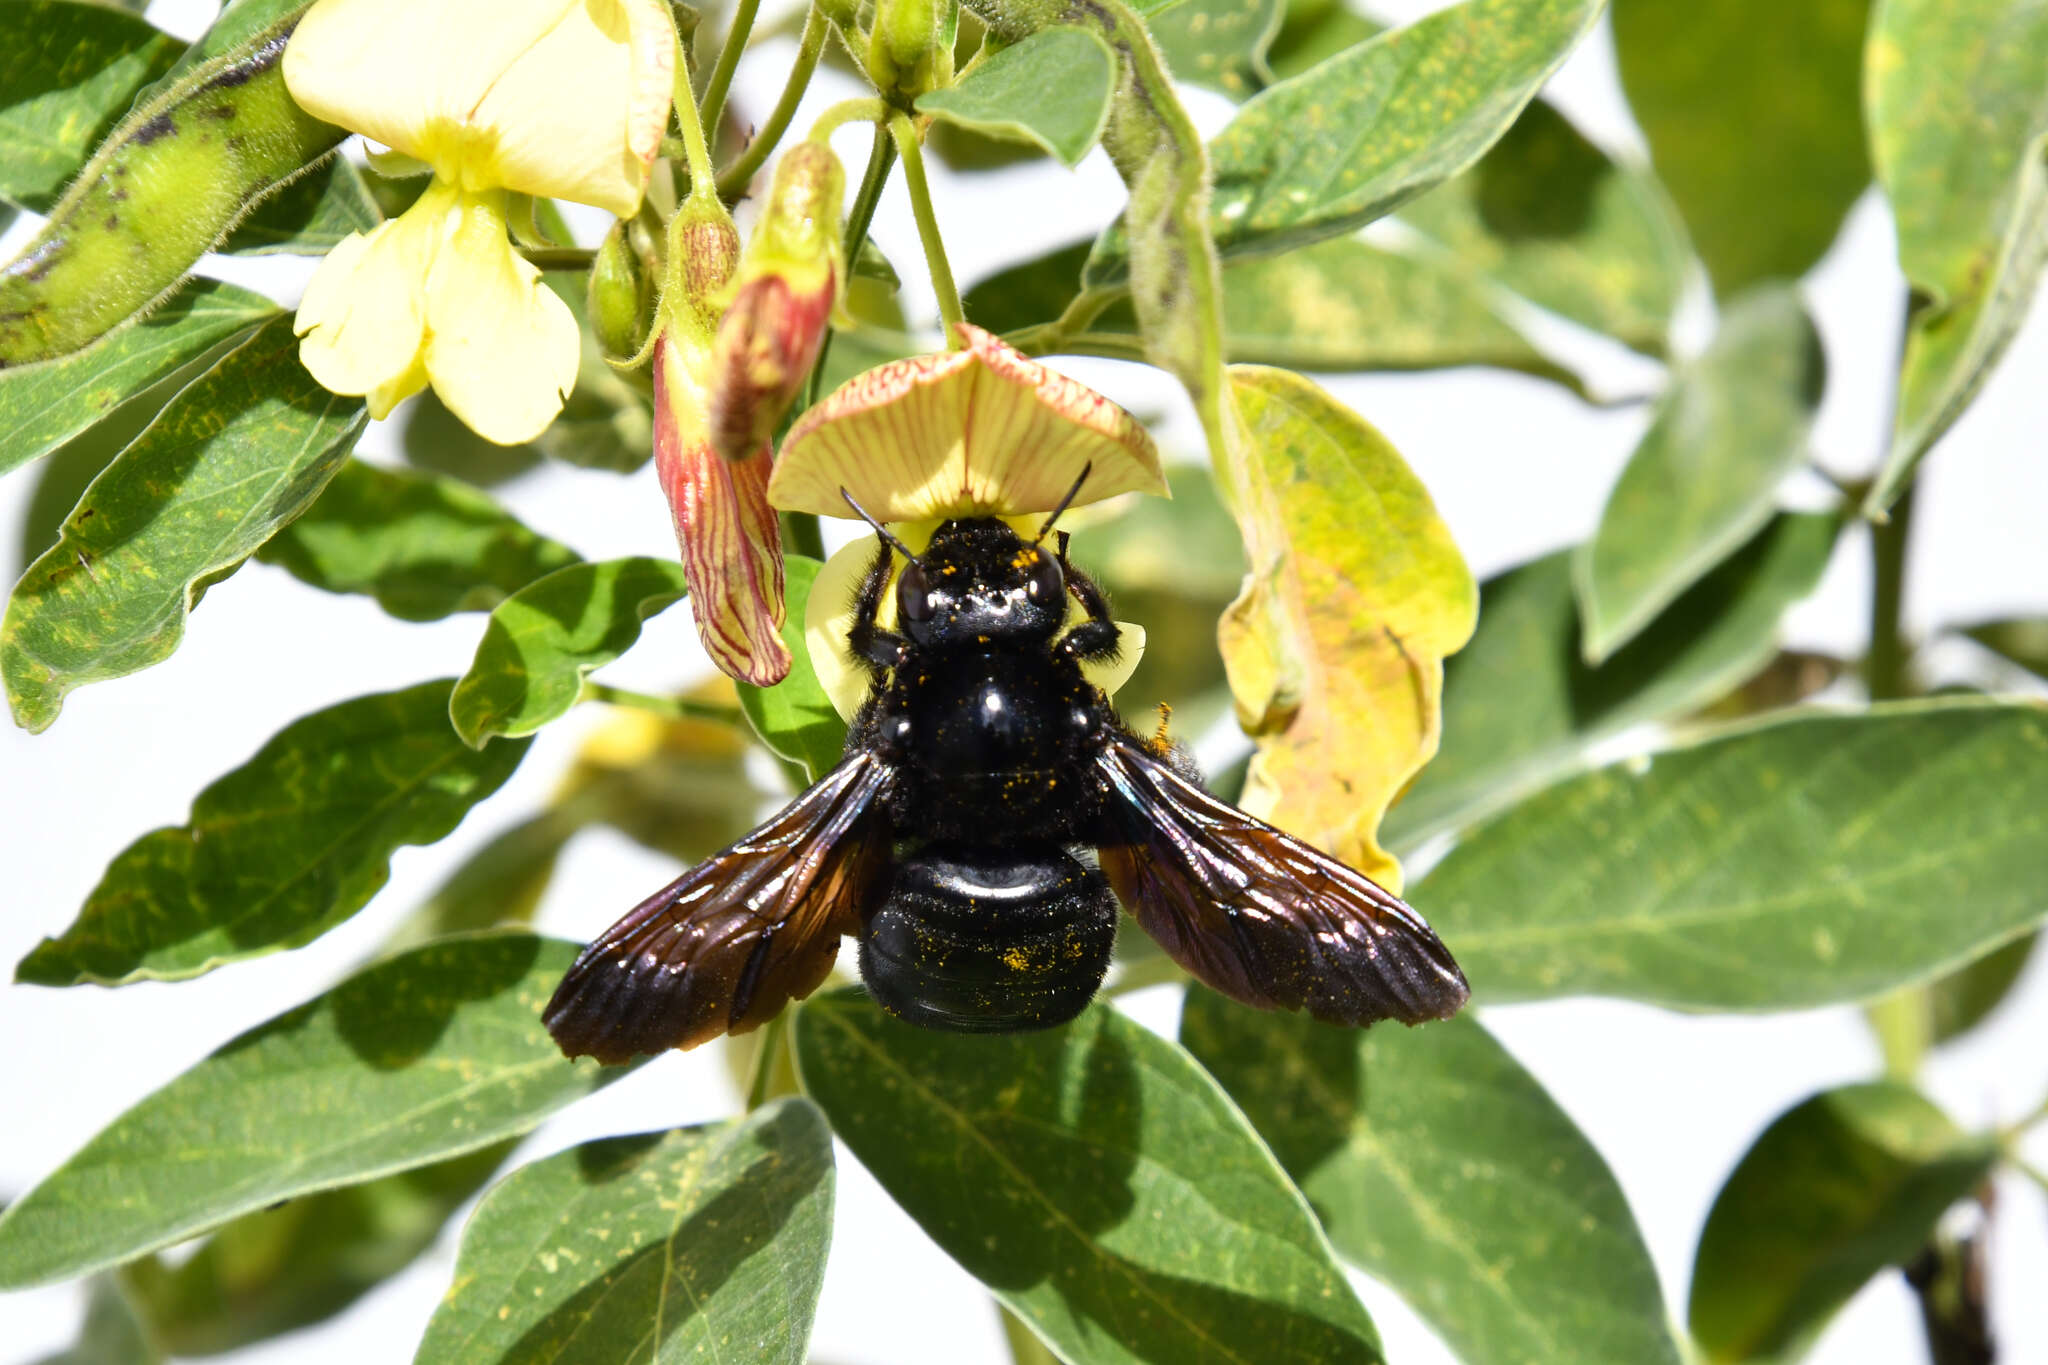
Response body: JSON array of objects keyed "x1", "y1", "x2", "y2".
[{"x1": 588, "y1": 221, "x2": 654, "y2": 362}]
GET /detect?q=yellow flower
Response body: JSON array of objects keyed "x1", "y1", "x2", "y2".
[
  {"x1": 770, "y1": 322, "x2": 1168, "y2": 520},
  {"x1": 283, "y1": 0, "x2": 673, "y2": 444}
]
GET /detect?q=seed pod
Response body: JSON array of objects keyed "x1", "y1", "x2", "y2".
[{"x1": 0, "y1": 15, "x2": 345, "y2": 368}]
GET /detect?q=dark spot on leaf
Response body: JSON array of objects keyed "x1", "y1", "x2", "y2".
[
  {"x1": 201, "y1": 104, "x2": 237, "y2": 121},
  {"x1": 103, "y1": 214, "x2": 120, "y2": 230},
  {"x1": 134, "y1": 114, "x2": 177, "y2": 145}
]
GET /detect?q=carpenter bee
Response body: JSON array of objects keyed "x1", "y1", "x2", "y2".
[{"x1": 544, "y1": 477, "x2": 1469, "y2": 1063}]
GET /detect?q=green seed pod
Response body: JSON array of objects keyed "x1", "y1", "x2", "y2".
[
  {"x1": 0, "y1": 16, "x2": 345, "y2": 369},
  {"x1": 588, "y1": 221, "x2": 654, "y2": 362},
  {"x1": 868, "y1": 0, "x2": 956, "y2": 97}
]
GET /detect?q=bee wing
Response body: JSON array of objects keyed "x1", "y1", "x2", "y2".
[
  {"x1": 544, "y1": 752, "x2": 895, "y2": 1062},
  {"x1": 1094, "y1": 738, "x2": 1469, "y2": 1027}
]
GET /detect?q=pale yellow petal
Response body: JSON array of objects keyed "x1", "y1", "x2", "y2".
[
  {"x1": 421, "y1": 195, "x2": 578, "y2": 445},
  {"x1": 806, "y1": 530, "x2": 1147, "y2": 722},
  {"x1": 285, "y1": 0, "x2": 578, "y2": 170},
  {"x1": 771, "y1": 323, "x2": 1166, "y2": 520},
  {"x1": 293, "y1": 185, "x2": 449, "y2": 400},
  {"x1": 469, "y1": 0, "x2": 673, "y2": 214}
]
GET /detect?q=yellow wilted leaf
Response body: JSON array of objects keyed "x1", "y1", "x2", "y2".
[{"x1": 1219, "y1": 366, "x2": 1477, "y2": 891}]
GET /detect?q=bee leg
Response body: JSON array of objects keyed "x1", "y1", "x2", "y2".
[
  {"x1": 846, "y1": 538, "x2": 908, "y2": 675},
  {"x1": 1058, "y1": 562, "x2": 1123, "y2": 664}
]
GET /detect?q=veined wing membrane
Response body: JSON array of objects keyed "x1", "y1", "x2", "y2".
[
  {"x1": 1095, "y1": 739, "x2": 1468, "y2": 1026},
  {"x1": 545, "y1": 752, "x2": 895, "y2": 1061}
]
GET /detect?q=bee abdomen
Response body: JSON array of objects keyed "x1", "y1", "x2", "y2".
[{"x1": 858, "y1": 842, "x2": 1114, "y2": 1034}]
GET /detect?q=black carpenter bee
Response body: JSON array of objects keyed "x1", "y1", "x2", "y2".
[{"x1": 543, "y1": 478, "x2": 1469, "y2": 1063}]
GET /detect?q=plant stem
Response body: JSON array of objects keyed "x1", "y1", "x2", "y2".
[
  {"x1": 1866, "y1": 990, "x2": 1932, "y2": 1082},
  {"x1": 744, "y1": 1012, "x2": 790, "y2": 1110},
  {"x1": 801, "y1": 121, "x2": 895, "y2": 411},
  {"x1": 890, "y1": 113, "x2": 964, "y2": 341},
  {"x1": 518, "y1": 246, "x2": 597, "y2": 271},
  {"x1": 670, "y1": 35, "x2": 719, "y2": 195},
  {"x1": 579, "y1": 681, "x2": 744, "y2": 725},
  {"x1": 1866, "y1": 481, "x2": 1917, "y2": 702},
  {"x1": 698, "y1": 0, "x2": 762, "y2": 157},
  {"x1": 716, "y1": 6, "x2": 829, "y2": 199}
]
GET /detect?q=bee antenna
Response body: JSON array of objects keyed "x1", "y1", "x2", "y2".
[
  {"x1": 840, "y1": 487, "x2": 922, "y2": 565},
  {"x1": 1034, "y1": 463, "x2": 1093, "y2": 544}
]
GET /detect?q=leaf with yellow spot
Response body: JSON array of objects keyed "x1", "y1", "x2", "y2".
[
  {"x1": 415, "y1": 1101, "x2": 834, "y2": 1365},
  {"x1": 1222, "y1": 366, "x2": 1476, "y2": 890}
]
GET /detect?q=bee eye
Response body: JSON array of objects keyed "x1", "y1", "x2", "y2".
[
  {"x1": 1023, "y1": 549, "x2": 1065, "y2": 606},
  {"x1": 897, "y1": 560, "x2": 935, "y2": 624}
]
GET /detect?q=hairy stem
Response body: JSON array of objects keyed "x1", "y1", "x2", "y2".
[
  {"x1": 890, "y1": 113, "x2": 964, "y2": 340},
  {"x1": 717, "y1": 6, "x2": 830, "y2": 199},
  {"x1": 671, "y1": 35, "x2": 719, "y2": 194}
]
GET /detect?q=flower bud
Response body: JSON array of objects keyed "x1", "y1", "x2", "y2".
[
  {"x1": 706, "y1": 141, "x2": 844, "y2": 462},
  {"x1": 588, "y1": 221, "x2": 653, "y2": 361},
  {"x1": 652, "y1": 325, "x2": 791, "y2": 686},
  {"x1": 662, "y1": 191, "x2": 742, "y2": 335},
  {"x1": 868, "y1": 0, "x2": 955, "y2": 98}
]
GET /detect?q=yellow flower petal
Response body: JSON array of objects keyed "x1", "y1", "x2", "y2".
[
  {"x1": 421, "y1": 193, "x2": 579, "y2": 445},
  {"x1": 770, "y1": 323, "x2": 1167, "y2": 521},
  {"x1": 293, "y1": 182, "x2": 450, "y2": 401},
  {"x1": 469, "y1": 0, "x2": 673, "y2": 215},
  {"x1": 806, "y1": 529, "x2": 1146, "y2": 721},
  {"x1": 285, "y1": 0, "x2": 579, "y2": 170}
]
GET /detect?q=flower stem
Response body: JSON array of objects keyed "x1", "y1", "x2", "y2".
[
  {"x1": 890, "y1": 113, "x2": 963, "y2": 342},
  {"x1": 744, "y1": 1012, "x2": 790, "y2": 1110},
  {"x1": 800, "y1": 121, "x2": 895, "y2": 411},
  {"x1": 518, "y1": 246, "x2": 597, "y2": 271},
  {"x1": 698, "y1": 0, "x2": 762, "y2": 157},
  {"x1": 717, "y1": 5, "x2": 829, "y2": 199},
  {"x1": 809, "y1": 97, "x2": 890, "y2": 141},
  {"x1": 670, "y1": 35, "x2": 719, "y2": 196},
  {"x1": 579, "y1": 681, "x2": 744, "y2": 725}
]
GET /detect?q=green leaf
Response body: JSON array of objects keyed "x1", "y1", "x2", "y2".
[
  {"x1": 449, "y1": 557, "x2": 691, "y2": 747},
  {"x1": 1180, "y1": 993, "x2": 1681, "y2": 1365},
  {"x1": 0, "y1": 275, "x2": 279, "y2": 478},
  {"x1": 0, "y1": 14, "x2": 345, "y2": 365},
  {"x1": 1928, "y1": 930, "x2": 2038, "y2": 1045},
  {"x1": 1148, "y1": 0, "x2": 1284, "y2": 98},
  {"x1": 1386, "y1": 513, "x2": 1839, "y2": 849},
  {"x1": 1866, "y1": 0, "x2": 2048, "y2": 513},
  {"x1": 0, "y1": 0, "x2": 184, "y2": 211},
  {"x1": 0, "y1": 934, "x2": 615, "y2": 1288},
  {"x1": 401, "y1": 389, "x2": 545, "y2": 487},
  {"x1": 1688, "y1": 1082, "x2": 1997, "y2": 1363},
  {"x1": 793, "y1": 991, "x2": 1386, "y2": 1365},
  {"x1": 1397, "y1": 98, "x2": 1691, "y2": 356},
  {"x1": 1575, "y1": 286, "x2": 1823, "y2": 663},
  {"x1": 14, "y1": 680, "x2": 530, "y2": 985},
  {"x1": 917, "y1": 29, "x2": 1115, "y2": 168},
  {"x1": 1961, "y1": 617, "x2": 2048, "y2": 678},
  {"x1": 1085, "y1": 0, "x2": 1605, "y2": 283},
  {"x1": 1263, "y1": 0, "x2": 1379, "y2": 83},
  {"x1": 219, "y1": 153, "x2": 381, "y2": 255},
  {"x1": 256, "y1": 459, "x2": 581, "y2": 622},
  {"x1": 1, "y1": 316, "x2": 365, "y2": 732},
  {"x1": 119, "y1": 1143, "x2": 515, "y2": 1356},
  {"x1": 414, "y1": 1101, "x2": 836, "y2": 1365},
  {"x1": 1418, "y1": 699, "x2": 2048, "y2": 1010},
  {"x1": 736, "y1": 554, "x2": 845, "y2": 781},
  {"x1": 1613, "y1": 0, "x2": 1870, "y2": 295},
  {"x1": 1203, "y1": 236, "x2": 1585, "y2": 388}
]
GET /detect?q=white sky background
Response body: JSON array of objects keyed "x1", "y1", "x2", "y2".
[{"x1": 4, "y1": 1, "x2": 2048, "y2": 1362}]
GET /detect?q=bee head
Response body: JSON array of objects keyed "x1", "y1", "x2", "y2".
[{"x1": 896, "y1": 518, "x2": 1066, "y2": 647}]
